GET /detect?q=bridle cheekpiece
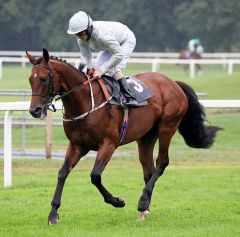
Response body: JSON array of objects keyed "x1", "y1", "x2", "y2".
[{"x1": 32, "y1": 62, "x2": 57, "y2": 112}]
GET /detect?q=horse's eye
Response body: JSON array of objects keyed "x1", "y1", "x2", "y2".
[{"x1": 40, "y1": 77, "x2": 48, "y2": 83}]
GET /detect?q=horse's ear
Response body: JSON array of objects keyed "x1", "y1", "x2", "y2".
[
  {"x1": 42, "y1": 48, "x2": 49, "y2": 63},
  {"x1": 26, "y1": 50, "x2": 36, "y2": 65}
]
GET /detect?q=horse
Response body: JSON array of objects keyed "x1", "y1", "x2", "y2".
[
  {"x1": 179, "y1": 49, "x2": 202, "y2": 76},
  {"x1": 26, "y1": 48, "x2": 221, "y2": 225}
]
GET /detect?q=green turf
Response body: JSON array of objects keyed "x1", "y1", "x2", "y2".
[
  {"x1": 0, "y1": 63, "x2": 240, "y2": 100},
  {"x1": 0, "y1": 111, "x2": 239, "y2": 160},
  {"x1": 0, "y1": 158, "x2": 239, "y2": 237},
  {"x1": 0, "y1": 63, "x2": 240, "y2": 236}
]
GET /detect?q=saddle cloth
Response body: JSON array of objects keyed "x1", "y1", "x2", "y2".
[{"x1": 102, "y1": 75, "x2": 153, "y2": 107}]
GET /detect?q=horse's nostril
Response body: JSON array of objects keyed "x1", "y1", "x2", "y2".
[
  {"x1": 35, "y1": 107, "x2": 42, "y2": 113},
  {"x1": 29, "y1": 107, "x2": 42, "y2": 118}
]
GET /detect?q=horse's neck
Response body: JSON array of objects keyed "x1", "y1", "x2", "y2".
[
  {"x1": 53, "y1": 61, "x2": 85, "y2": 90},
  {"x1": 53, "y1": 61, "x2": 90, "y2": 117}
]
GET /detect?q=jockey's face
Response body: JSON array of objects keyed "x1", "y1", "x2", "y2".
[{"x1": 76, "y1": 30, "x2": 88, "y2": 41}]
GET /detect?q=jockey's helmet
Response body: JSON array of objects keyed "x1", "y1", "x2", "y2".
[
  {"x1": 67, "y1": 11, "x2": 93, "y2": 35},
  {"x1": 194, "y1": 38, "x2": 200, "y2": 45}
]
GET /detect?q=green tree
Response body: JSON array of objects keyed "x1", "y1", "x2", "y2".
[
  {"x1": 175, "y1": 0, "x2": 240, "y2": 51},
  {"x1": 0, "y1": 0, "x2": 239, "y2": 52}
]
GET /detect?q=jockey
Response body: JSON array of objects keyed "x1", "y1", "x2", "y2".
[
  {"x1": 67, "y1": 11, "x2": 137, "y2": 106},
  {"x1": 188, "y1": 38, "x2": 203, "y2": 58}
]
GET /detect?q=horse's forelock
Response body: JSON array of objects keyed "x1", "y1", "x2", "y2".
[{"x1": 34, "y1": 57, "x2": 43, "y2": 66}]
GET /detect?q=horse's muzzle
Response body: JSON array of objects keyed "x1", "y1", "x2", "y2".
[{"x1": 29, "y1": 106, "x2": 47, "y2": 119}]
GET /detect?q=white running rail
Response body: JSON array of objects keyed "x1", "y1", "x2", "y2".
[
  {"x1": 1, "y1": 56, "x2": 240, "y2": 79},
  {"x1": 1, "y1": 100, "x2": 240, "y2": 188}
]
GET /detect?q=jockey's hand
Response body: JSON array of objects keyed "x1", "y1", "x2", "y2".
[
  {"x1": 87, "y1": 67, "x2": 95, "y2": 77},
  {"x1": 78, "y1": 63, "x2": 86, "y2": 71},
  {"x1": 93, "y1": 69, "x2": 103, "y2": 79}
]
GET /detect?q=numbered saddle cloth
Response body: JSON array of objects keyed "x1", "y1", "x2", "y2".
[{"x1": 102, "y1": 75, "x2": 153, "y2": 106}]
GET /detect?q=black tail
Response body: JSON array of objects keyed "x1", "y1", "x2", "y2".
[{"x1": 176, "y1": 81, "x2": 222, "y2": 148}]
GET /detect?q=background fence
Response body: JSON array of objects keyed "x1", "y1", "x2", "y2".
[
  {"x1": 1, "y1": 100, "x2": 240, "y2": 188},
  {"x1": 1, "y1": 51, "x2": 240, "y2": 78}
]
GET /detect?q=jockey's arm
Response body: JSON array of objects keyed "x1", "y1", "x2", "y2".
[
  {"x1": 97, "y1": 34, "x2": 123, "y2": 74},
  {"x1": 77, "y1": 38, "x2": 92, "y2": 73}
]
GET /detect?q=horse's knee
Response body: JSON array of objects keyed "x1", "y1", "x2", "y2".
[{"x1": 91, "y1": 173, "x2": 101, "y2": 186}]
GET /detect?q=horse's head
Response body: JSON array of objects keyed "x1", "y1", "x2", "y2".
[{"x1": 26, "y1": 48, "x2": 60, "y2": 119}]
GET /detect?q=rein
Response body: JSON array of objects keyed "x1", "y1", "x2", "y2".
[{"x1": 61, "y1": 75, "x2": 112, "y2": 122}]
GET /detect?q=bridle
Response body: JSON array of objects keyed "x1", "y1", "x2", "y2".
[
  {"x1": 32, "y1": 63, "x2": 58, "y2": 112},
  {"x1": 31, "y1": 61, "x2": 112, "y2": 122}
]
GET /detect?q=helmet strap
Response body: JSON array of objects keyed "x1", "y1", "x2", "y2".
[
  {"x1": 86, "y1": 25, "x2": 93, "y2": 40},
  {"x1": 85, "y1": 13, "x2": 93, "y2": 40}
]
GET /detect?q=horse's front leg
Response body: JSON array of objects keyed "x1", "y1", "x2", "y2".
[
  {"x1": 48, "y1": 143, "x2": 89, "y2": 225},
  {"x1": 90, "y1": 138, "x2": 125, "y2": 208}
]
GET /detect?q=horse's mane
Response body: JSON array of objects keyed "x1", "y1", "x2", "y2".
[
  {"x1": 35, "y1": 55, "x2": 86, "y2": 78},
  {"x1": 50, "y1": 56, "x2": 80, "y2": 73}
]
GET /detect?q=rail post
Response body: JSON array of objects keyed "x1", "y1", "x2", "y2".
[
  {"x1": 228, "y1": 61, "x2": 233, "y2": 75},
  {"x1": 0, "y1": 59, "x2": 2, "y2": 79},
  {"x1": 4, "y1": 111, "x2": 12, "y2": 188},
  {"x1": 45, "y1": 111, "x2": 52, "y2": 159},
  {"x1": 189, "y1": 61, "x2": 195, "y2": 78},
  {"x1": 152, "y1": 59, "x2": 159, "y2": 72}
]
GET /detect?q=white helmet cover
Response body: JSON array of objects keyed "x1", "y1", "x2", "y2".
[{"x1": 67, "y1": 11, "x2": 93, "y2": 35}]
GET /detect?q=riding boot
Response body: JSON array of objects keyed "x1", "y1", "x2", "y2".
[{"x1": 118, "y1": 77, "x2": 138, "y2": 106}]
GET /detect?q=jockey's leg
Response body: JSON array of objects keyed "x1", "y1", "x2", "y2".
[
  {"x1": 113, "y1": 33, "x2": 137, "y2": 106},
  {"x1": 118, "y1": 76, "x2": 138, "y2": 106}
]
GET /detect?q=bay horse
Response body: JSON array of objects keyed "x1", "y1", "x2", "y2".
[
  {"x1": 26, "y1": 48, "x2": 221, "y2": 225},
  {"x1": 179, "y1": 49, "x2": 202, "y2": 75}
]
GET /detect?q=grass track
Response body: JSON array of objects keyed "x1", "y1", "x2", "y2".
[
  {"x1": 0, "y1": 63, "x2": 240, "y2": 236},
  {"x1": 0, "y1": 158, "x2": 240, "y2": 237}
]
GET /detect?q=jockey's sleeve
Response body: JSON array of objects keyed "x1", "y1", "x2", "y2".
[
  {"x1": 97, "y1": 33, "x2": 123, "y2": 74},
  {"x1": 77, "y1": 38, "x2": 92, "y2": 72},
  {"x1": 188, "y1": 40, "x2": 195, "y2": 52}
]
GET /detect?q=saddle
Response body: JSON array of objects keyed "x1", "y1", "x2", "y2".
[
  {"x1": 83, "y1": 74, "x2": 153, "y2": 143},
  {"x1": 101, "y1": 75, "x2": 153, "y2": 107}
]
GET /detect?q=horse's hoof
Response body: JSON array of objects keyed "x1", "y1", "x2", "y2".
[
  {"x1": 137, "y1": 210, "x2": 150, "y2": 221},
  {"x1": 138, "y1": 200, "x2": 150, "y2": 212},
  {"x1": 48, "y1": 213, "x2": 59, "y2": 225},
  {"x1": 105, "y1": 197, "x2": 125, "y2": 208},
  {"x1": 114, "y1": 197, "x2": 125, "y2": 207}
]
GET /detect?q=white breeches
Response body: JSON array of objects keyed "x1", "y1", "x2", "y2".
[
  {"x1": 188, "y1": 41, "x2": 195, "y2": 52},
  {"x1": 94, "y1": 31, "x2": 136, "y2": 78}
]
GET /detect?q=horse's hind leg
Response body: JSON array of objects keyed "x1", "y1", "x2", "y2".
[
  {"x1": 196, "y1": 64, "x2": 202, "y2": 75},
  {"x1": 90, "y1": 138, "x2": 125, "y2": 208},
  {"x1": 137, "y1": 120, "x2": 180, "y2": 219},
  {"x1": 138, "y1": 131, "x2": 157, "y2": 184},
  {"x1": 48, "y1": 143, "x2": 89, "y2": 225},
  {"x1": 137, "y1": 133, "x2": 157, "y2": 220}
]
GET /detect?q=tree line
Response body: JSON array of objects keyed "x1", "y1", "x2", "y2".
[{"x1": 1, "y1": 0, "x2": 240, "y2": 52}]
